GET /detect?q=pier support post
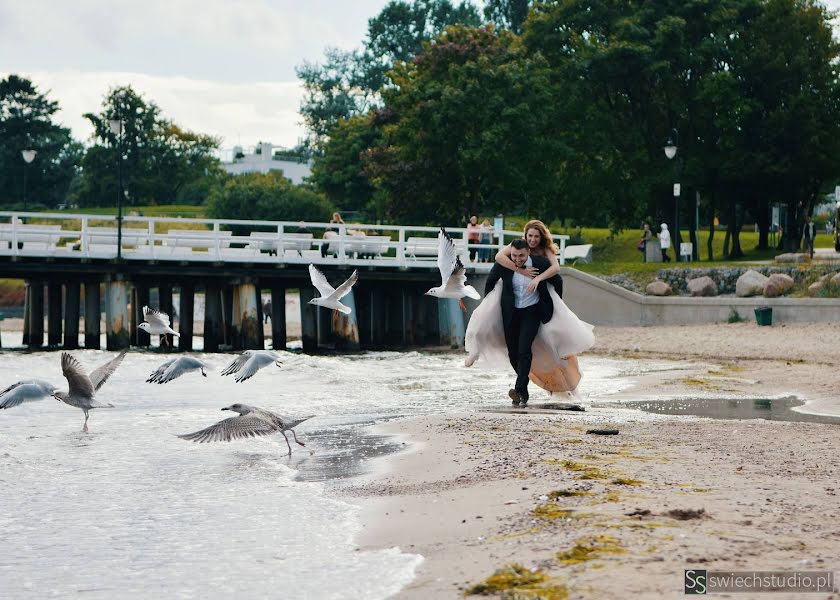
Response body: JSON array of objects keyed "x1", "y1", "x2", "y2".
[
  {"x1": 47, "y1": 283, "x2": 62, "y2": 347},
  {"x1": 27, "y1": 280, "x2": 44, "y2": 349},
  {"x1": 158, "y1": 283, "x2": 174, "y2": 348},
  {"x1": 270, "y1": 286, "x2": 286, "y2": 351},
  {"x1": 221, "y1": 287, "x2": 234, "y2": 347},
  {"x1": 63, "y1": 281, "x2": 81, "y2": 349},
  {"x1": 22, "y1": 283, "x2": 30, "y2": 347},
  {"x1": 105, "y1": 279, "x2": 130, "y2": 350},
  {"x1": 178, "y1": 284, "x2": 195, "y2": 351},
  {"x1": 369, "y1": 286, "x2": 385, "y2": 347},
  {"x1": 331, "y1": 288, "x2": 359, "y2": 350},
  {"x1": 84, "y1": 281, "x2": 100, "y2": 349},
  {"x1": 232, "y1": 282, "x2": 261, "y2": 350},
  {"x1": 204, "y1": 284, "x2": 222, "y2": 352},
  {"x1": 438, "y1": 299, "x2": 465, "y2": 348},
  {"x1": 131, "y1": 283, "x2": 150, "y2": 347},
  {"x1": 299, "y1": 287, "x2": 318, "y2": 353}
]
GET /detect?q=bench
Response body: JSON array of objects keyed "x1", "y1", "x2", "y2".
[
  {"x1": 562, "y1": 244, "x2": 593, "y2": 264},
  {"x1": 247, "y1": 232, "x2": 313, "y2": 255},
  {"x1": 322, "y1": 234, "x2": 391, "y2": 258},
  {"x1": 0, "y1": 224, "x2": 63, "y2": 252},
  {"x1": 406, "y1": 236, "x2": 467, "y2": 260}
]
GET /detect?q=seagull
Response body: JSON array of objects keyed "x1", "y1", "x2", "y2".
[
  {"x1": 53, "y1": 350, "x2": 127, "y2": 432},
  {"x1": 138, "y1": 306, "x2": 179, "y2": 346},
  {"x1": 147, "y1": 356, "x2": 211, "y2": 384},
  {"x1": 178, "y1": 404, "x2": 314, "y2": 456},
  {"x1": 424, "y1": 227, "x2": 481, "y2": 310},
  {"x1": 308, "y1": 265, "x2": 358, "y2": 314},
  {"x1": 0, "y1": 379, "x2": 59, "y2": 409},
  {"x1": 220, "y1": 350, "x2": 282, "y2": 383}
]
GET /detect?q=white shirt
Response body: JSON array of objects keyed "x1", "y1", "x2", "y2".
[{"x1": 512, "y1": 257, "x2": 540, "y2": 309}]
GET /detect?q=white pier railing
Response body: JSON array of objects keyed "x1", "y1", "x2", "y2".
[{"x1": 0, "y1": 212, "x2": 569, "y2": 270}]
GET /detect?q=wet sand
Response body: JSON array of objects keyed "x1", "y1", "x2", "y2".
[{"x1": 347, "y1": 323, "x2": 840, "y2": 599}]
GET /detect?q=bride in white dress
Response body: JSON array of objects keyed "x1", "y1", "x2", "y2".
[{"x1": 465, "y1": 220, "x2": 594, "y2": 395}]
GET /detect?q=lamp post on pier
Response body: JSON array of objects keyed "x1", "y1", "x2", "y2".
[
  {"x1": 664, "y1": 129, "x2": 681, "y2": 261},
  {"x1": 21, "y1": 149, "x2": 37, "y2": 211}
]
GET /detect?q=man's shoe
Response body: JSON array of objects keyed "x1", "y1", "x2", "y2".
[{"x1": 508, "y1": 388, "x2": 522, "y2": 406}]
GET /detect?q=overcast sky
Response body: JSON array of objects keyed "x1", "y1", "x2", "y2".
[{"x1": 1, "y1": 0, "x2": 839, "y2": 151}]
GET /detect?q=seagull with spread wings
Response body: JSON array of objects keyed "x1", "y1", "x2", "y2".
[
  {"x1": 146, "y1": 356, "x2": 211, "y2": 384},
  {"x1": 0, "y1": 379, "x2": 59, "y2": 410},
  {"x1": 52, "y1": 351, "x2": 127, "y2": 432},
  {"x1": 308, "y1": 265, "x2": 359, "y2": 314},
  {"x1": 138, "y1": 306, "x2": 179, "y2": 346},
  {"x1": 424, "y1": 227, "x2": 481, "y2": 310},
  {"x1": 219, "y1": 350, "x2": 282, "y2": 383},
  {"x1": 178, "y1": 404, "x2": 314, "y2": 456}
]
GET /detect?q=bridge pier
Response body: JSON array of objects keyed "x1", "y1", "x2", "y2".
[
  {"x1": 131, "y1": 283, "x2": 151, "y2": 347},
  {"x1": 84, "y1": 281, "x2": 100, "y2": 349},
  {"x1": 203, "y1": 284, "x2": 222, "y2": 352},
  {"x1": 222, "y1": 287, "x2": 234, "y2": 347},
  {"x1": 158, "y1": 283, "x2": 175, "y2": 348},
  {"x1": 47, "y1": 283, "x2": 62, "y2": 347},
  {"x1": 438, "y1": 299, "x2": 465, "y2": 347},
  {"x1": 63, "y1": 281, "x2": 80, "y2": 349},
  {"x1": 231, "y1": 282, "x2": 261, "y2": 350},
  {"x1": 269, "y1": 285, "x2": 286, "y2": 351},
  {"x1": 178, "y1": 284, "x2": 195, "y2": 351},
  {"x1": 299, "y1": 287, "x2": 317, "y2": 353},
  {"x1": 105, "y1": 279, "x2": 130, "y2": 350},
  {"x1": 22, "y1": 283, "x2": 30, "y2": 347},
  {"x1": 332, "y1": 289, "x2": 359, "y2": 350},
  {"x1": 27, "y1": 280, "x2": 44, "y2": 348}
]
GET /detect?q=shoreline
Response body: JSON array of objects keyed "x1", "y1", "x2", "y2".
[{"x1": 342, "y1": 323, "x2": 840, "y2": 599}]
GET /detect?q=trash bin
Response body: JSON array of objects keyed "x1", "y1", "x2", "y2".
[{"x1": 754, "y1": 306, "x2": 773, "y2": 326}]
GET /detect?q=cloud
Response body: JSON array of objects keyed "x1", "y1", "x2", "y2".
[{"x1": 6, "y1": 70, "x2": 306, "y2": 149}]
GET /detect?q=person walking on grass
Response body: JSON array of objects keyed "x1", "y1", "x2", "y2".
[{"x1": 659, "y1": 223, "x2": 671, "y2": 262}]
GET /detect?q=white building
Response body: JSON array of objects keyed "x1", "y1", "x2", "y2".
[{"x1": 221, "y1": 142, "x2": 312, "y2": 185}]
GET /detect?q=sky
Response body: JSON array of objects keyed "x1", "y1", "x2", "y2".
[
  {"x1": 1, "y1": 0, "x2": 839, "y2": 152},
  {"x1": 0, "y1": 0, "x2": 392, "y2": 150}
]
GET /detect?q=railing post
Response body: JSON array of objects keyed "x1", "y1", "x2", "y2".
[
  {"x1": 338, "y1": 224, "x2": 346, "y2": 264},
  {"x1": 558, "y1": 236, "x2": 567, "y2": 265},
  {"x1": 11, "y1": 215, "x2": 18, "y2": 257},
  {"x1": 213, "y1": 221, "x2": 221, "y2": 260},
  {"x1": 278, "y1": 225, "x2": 285, "y2": 262},
  {"x1": 148, "y1": 220, "x2": 155, "y2": 259},
  {"x1": 81, "y1": 216, "x2": 89, "y2": 257},
  {"x1": 397, "y1": 228, "x2": 406, "y2": 267}
]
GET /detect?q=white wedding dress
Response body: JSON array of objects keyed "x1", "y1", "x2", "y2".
[{"x1": 465, "y1": 280, "x2": 595, "y2": 395}]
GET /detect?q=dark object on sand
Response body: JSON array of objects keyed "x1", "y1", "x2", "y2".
[
  {"x1": 586, "y1": 428, "x2": 619, "y2": 435},
  {"x1": 625, "y1": 508, "x2": 652, "y2": 517},
  {"x1": 665, "y1": 508, "x2": 707, "y2": 521},
  {"x1": 540, "y1": 402, "x2": 585, "y2": 411}
]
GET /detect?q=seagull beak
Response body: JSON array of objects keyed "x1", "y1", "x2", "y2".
[{"x1": 221, "y1": 407, "x2": 230, "y2": 411}]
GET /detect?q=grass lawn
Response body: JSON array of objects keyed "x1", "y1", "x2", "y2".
[{"x1": 61, "y1": 205, "x2": 206, "y2": 218}]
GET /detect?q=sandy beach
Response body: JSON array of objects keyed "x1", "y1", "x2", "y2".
[{"x1": 346, "y1": 323, "x2": 840, "y2": 599}]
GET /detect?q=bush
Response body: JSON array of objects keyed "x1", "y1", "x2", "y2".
[
  {"x1": 207, "y1": 172, "x2": 335, "y2": 227},
  {"x1": 176, "y1": 176, "x2": 224, "y2": 206}
]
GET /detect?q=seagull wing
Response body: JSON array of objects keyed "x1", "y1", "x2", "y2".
[
  {"x1": 443, "y1": 256, "x2": 469, "y2": 291},
  {"x1": 89, "y1": 350, "x2": 128, "y2": 391},
  {"x1": 147, "y1": 359, "x2": 176, "y2": 383},
  {"x1": 437, "y1": 227, "x2": 459, "y2": 285},
  {"x1": 220, "y1": 351, "x2": 251, "y2": 376},
  {"x1": 233, "y1": 354, "x2": 272, "y2": 383},
  {"x1": 158, "y1": 357, "x2": 205, "y2": 384},
  {"x1": 327, "y1": 270, "x2": 359, "y2": 301},
  {"x1": 143, "y1": 305, "x2": 171, "y2": 327},
  {"x1": 178, "y1": 415, "x2": 279, "y2": 443},
  {"x1": 0, "y1": 380, "x2": 56, "y2": 409},
  {"x1": 309, "y1": 264, "x2": 336, "y2": 298},
  {"x1": 61, "y1": 352, "x2": 95, "y2": 398}
]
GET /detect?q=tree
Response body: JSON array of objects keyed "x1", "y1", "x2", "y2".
[
  {"x1": 365, "y1": 25, "x2": 563, "y2": 223},
  {"x1": 0, "y1": 75, "x2": 82, "y2": 207},
  {"x1": 207, "y1": 171, "x2": 335, "y2": 226},
  {"x1": 483, "y1": 0, "x2": 531, "y2": 34},
  {"x1": 74, "y1": 86, "x2": 221, "y2": 207}
]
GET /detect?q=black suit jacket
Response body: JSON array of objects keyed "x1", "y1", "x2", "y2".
[{"x1": 485, "y1": 256, "x2": 554, "y2": 326}]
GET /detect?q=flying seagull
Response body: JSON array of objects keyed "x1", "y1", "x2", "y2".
[
  {"x1": 220, "y1": 350, "x2": 282, "y2": 383},
  {"x1": 0, "y1": 379, "x2": 59, "y2": 409},
  {"x1": 138, "y1": 306, "x2": 179, "y2": 346},
  {"x1": 53, "y1": 350, "x2": 127, "y2": 432},
  {"x1": 308, "y1": 265, "x2": 358, "y2": 314},
  {"x1": 178, "y1": 404, "x2": 314, "y2": 456},
  {"x1": 424, "y1": 227, "x2": 480, "y2": 310},
  {"x1": 147, "y1": 356, "x2": 211, "y2": 384}
]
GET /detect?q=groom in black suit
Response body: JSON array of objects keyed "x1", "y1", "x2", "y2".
[{"x1": 484, "y1": 239, "x2": 554, "y2": 406}]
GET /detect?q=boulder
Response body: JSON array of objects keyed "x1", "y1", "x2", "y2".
[
  {"x1": 736, "y1": 270, "x2": 769, "y2": 297},
  {"x1": 809, "y1": 274, "x2": 832, "y2": 297},
  {"x1": 774, "y1": 253, "x2": 807, "y2": 263},
  {"x1": 687, "y1": 276, "x2": 717, "y2": 297},
  {"x1": 831, "y1": 272, "x2": 840, "y2": 287},
  {"x1": 646, "y1": 280, "x2": 672, "y2": 296},
  {"x1": 763, "y1": 273, "x2": 795, "y2": 298}
]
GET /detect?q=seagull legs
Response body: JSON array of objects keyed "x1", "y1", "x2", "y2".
[
  {"x1": 291, "y1": 429, "x2": 305, "y2": 447},
  {"x1": 459, "y1": 299, "x2": 467, "y2": 311},
  {"x1": 280, "y1": 431, "x2": 292, "y2": 456},
  {"x1": 82, "y1": 410, "x2": 89, "y2": 433}
]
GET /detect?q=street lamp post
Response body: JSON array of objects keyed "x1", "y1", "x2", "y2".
[
  {"x1": 21, "y1": 149, "x2": 37, "y2": 211},
  {"x1": 664, "y1": 129, "x2": 680, "y2": 261},
  {"x1": 109, "y1": 118, "x2": 125, "y2": 260}
]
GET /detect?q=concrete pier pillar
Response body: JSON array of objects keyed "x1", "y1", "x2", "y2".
[
  {"x1": 158, "y1": 283, "x2": 175, "y2": 348},
  {"x1": 84, "y1": 281, "x2": 101, "y2": 349},
  {"x1": 331, "y1": 288, "x2": 360, "y2": 350},
  {"x1": 299, "y1": 287, "x2": 318, "y2": 353},
  {"x1": 178, "y1": 284, "x2": 195, "y2": 351},
  {"x1": 255, "y1": 285, "x2": 265, "y2": 349},
  {"x1": 22, "y1": 283, "x2": 30, "y2": 346},
  {"x1": 438, "y1": 299, "x2": 465, "y2": 347},
  {"x1": 369, "y1": 286, "x2": 385, "y2": 347},
  {"x1": 63, "y1": 281, "x2": 81, "y2": 349},
  {"x1": 27, "y1": 281, "x2": 44, "y2": 349},
  {"x1": 203, "y1": 284, "x2": 222, "y2": 352},
  {"x1": 231, "y1": 282, "x2": 261, "y2": 350},
  {"x1": 221, "y1": 287, "x2": 234, "y2": 347},
  {"x1": 270, "y1": 286, "x2": 286, "y2": 351},
  {"x1": 131, "y1": 283, "x2": 150, "y2": 347},
  {"x1": 105, "y1": 280, "x2": 130, "y2": 350},
  {"x1": 47, "y1": 283, "x2": 63, "y2": 347}
]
